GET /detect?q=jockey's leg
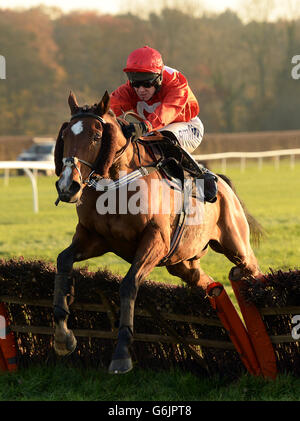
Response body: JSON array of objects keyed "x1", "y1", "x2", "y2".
[
  {"x1": 159, "y1": 116, "x2": 204, "y2": 153},
  {"x1": 159, "y1": 118, "x2": 218, "y2": 203}
]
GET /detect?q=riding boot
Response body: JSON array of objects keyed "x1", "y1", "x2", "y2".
[{"x1": 160, "y1": 130, "x2": 218, "y2": 203}]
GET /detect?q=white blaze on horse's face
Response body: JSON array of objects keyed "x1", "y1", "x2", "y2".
[
  {"x1": 71, "y1": 120, "x2": 83, "y2": 135},
  {"x1": 58, "y1": 158, "x2": 77, "y2": 192},
  {"x1": 58, "y1": 165, "x2": 72, "y2": 191},
  {"x1": 56, "y1": 156, "x2": 82, "y2": 203}
]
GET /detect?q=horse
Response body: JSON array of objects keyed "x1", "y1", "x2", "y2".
[{"x1": 53, "y1": 91, "x2": 264, "y2": 374}]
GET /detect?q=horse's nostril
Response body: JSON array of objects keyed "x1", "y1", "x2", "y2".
[
  {"x1": 69, "y1": 181, "x2": 81, "y2": 195},
  {"x1": 56, "y1": 179, "x2": 82, "y2": 203}
]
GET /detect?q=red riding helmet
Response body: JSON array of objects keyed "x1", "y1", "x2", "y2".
[{"x1": 123, "y1": 46, "x2": 164, "y2": 74}]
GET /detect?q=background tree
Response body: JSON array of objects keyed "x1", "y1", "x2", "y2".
[{"x1": 0, "y1": 4, "x2": 299, "y2": 135}]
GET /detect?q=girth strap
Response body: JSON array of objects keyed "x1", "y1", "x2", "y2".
[{"x1": 159, "y1": 206, "x2": 186, "y2": 265}]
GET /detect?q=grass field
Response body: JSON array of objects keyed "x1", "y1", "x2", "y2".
[{"x1": 0, "y1": 160, "x2": 300, "y2": 401}]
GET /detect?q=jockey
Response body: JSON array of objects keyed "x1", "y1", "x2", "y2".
[{"x1": 110, "y1": 45, "x2": 217, "y2": 202}]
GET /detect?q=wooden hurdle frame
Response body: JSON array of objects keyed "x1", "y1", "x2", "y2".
[{"x1": 0, "y1": 287, "x2": 299, "y2": 377}]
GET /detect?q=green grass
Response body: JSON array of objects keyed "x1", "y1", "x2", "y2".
[
  {"x1": 0, "y1": 363, "x2": 300, "y2": 401},
  {"x1": 0, "y1": 161, "x2": 299, "y2": 401}
]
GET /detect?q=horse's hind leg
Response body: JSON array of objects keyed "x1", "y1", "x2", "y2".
[
  {"x1": 166, "y1": 259, "x2": 221, "y2": 295},
  {"x1": 226, "y1": 237, "x2": 261, "y2": 281},
  {"x1": 214, "y1": 213, "x2": 262, "y2": 281},
  {"x1": 53, "y1": 223, "x2": 108, "y2": 356}
]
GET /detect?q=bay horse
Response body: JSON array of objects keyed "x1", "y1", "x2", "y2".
[{"x1": 53, "y1": 91, "x2": 263, "y2": 374}]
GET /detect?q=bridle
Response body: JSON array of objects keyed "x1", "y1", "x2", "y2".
[{"x1": 63, "y1": 111, "x2": 132, "y2": 185}]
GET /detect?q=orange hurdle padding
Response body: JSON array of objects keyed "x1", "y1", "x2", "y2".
[
  {"x1": 207, "y1": 282, "x2": 261, "y2": 376},
  {"x1": 0, "y1": 303, "x2": 17, "y2": 372},
  {"x1": 229, "y1": 277, "x2": 277, "y2": 380}
]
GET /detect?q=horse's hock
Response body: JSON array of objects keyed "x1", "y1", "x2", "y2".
[{"x1": 0, "y1": 258, "x2": 299, "y2": 378}]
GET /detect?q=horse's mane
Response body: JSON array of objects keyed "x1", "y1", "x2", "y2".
[{"x1": 96, "y1": 120, "x2": 119, "y2": 178}]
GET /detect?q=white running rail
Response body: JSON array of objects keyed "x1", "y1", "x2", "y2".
[
  {"x1": 1, "y1": 148, "x2": 300, "y2": 212},
  {"x1": 0, "y1": 161, "x2": 55, "y2": 213},
  {"x1": 193, "y1": 148, "x2": 300, "y2": 173}
]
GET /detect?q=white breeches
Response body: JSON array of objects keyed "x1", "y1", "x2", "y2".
[{"x1": 158, "y1": 116, "x2": 204, "y2": 153}]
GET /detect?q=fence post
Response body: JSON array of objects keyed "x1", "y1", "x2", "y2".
[
  {"x1": 240, "y1": 157, "x2": 246, "y2": 172},
  {"x1": 4, "y1": 168, "x2": 9, "y2": 186},
  {"x1": 23, "y1": 168, "x2": 39, "y2": 213},
  {"x1": 221, "y1": 158, "x2": 227, "y2": 173},
  {"x1": 290, "y1": 154, "x2": 295, "y2": 170}
]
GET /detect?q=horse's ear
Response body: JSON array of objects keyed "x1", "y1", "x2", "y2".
[
  {"x1": 95, "y1": 91, "x2": 110, "y2": 116},
  {"x1": 54, "y1": 122, "x2": 68, "y2": 176},
  {"x1": 68, "y1": 91, "x2": 79, "y2": 115}
]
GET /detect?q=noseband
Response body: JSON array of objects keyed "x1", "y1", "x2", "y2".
[{"x1": 63, "y1": 111, "x2": 131, "y2": 185}]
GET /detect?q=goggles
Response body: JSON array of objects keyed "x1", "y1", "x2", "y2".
[{"x1": 128, "y1": 73, "x2": 161, "y2": 89}]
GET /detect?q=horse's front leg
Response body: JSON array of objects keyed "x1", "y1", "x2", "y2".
[
  {"x1": 108, "y1": 224, "x2": 168, "y2": 374},
  {"x1": 53, "y1": 224, "x2": 108, "y2": 356},
  {"x1": 53, "y1": 244, "x2": 78, "y2": 356}
]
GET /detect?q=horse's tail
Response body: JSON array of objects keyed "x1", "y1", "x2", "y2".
[{"x1": 217, "y1": 173, "x2": 265, "y2": 247}]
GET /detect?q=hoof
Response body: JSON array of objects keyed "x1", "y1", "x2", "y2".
[
  {"x1": 254, "y1": 272, "x2": 267, "y2": 283},
  {"x1": 206, "y1": 282, "x2": 223, "y2": 297},
  {"x1": 54, "y1": 325, "x2": 77, "y2": 357},
  {"x1": 210, "y1": 286, "x2": 222, "y2": 297},
  {"x1": 108, "y1": 358, "x2": 133, "y2": 374},
  {"x1": 229, "y1": 266, "x2": 244, "y2": 282}
]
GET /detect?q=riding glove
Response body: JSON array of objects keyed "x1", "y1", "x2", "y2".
[{"x1": 121, "y1": 122, "x2": 149, "y2": 141}]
